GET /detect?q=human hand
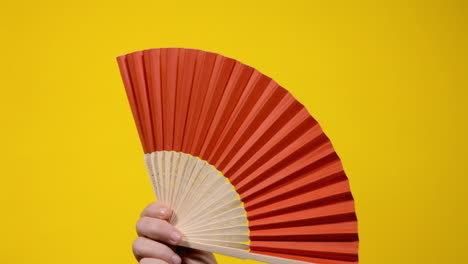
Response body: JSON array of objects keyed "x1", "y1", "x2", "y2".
[{"x1": 133, "y1": 202, "x2": 217, "y2": 264}]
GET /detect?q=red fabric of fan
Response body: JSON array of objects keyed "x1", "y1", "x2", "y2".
[{"x1": 117, "y1": 48, "x2": 358, "y2": 264}]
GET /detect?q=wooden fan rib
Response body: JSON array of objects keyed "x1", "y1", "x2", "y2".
[
  {"x1": 183, "y1": 215, "x2": 248, "y2": 233},
  {"x1": 183, "y1": 225, "x2": 249, "y2": 235},
  {"x1": 174, "y1": 159, "x2": 216, "y2": 221},
  {"x1": 181, "y1": 199, "x2": 245, "y2": 231},
  {"x1": 181, "y1": 197, "x2": 242, "y2": 230},
  {"x1": 167, "y1": 152, "x2": 189, "y2": 221},
  {"x1": 162, "y1": 151, "x2": 173, "y2": 206},
  {"x1": 178, "y1": 179, "x2": 235, "y2": 228},
  {"x1": 168, "y1": 154, "x2": 197, "y2": 216},
  {"x1": 144, "y1": 154, "x2": 160, "y2": 199},
  {"x1": 174, "y1": 161, "x2": 215, "y2": 219},
  {"x1": 187, "y1": 233, "x2": 249, "y2": 242},
  {"x1": 170, "y1": 157, "x2": 205, "y2": 220},
  {"x1": 184, "y1": 239, "x2": 249, "y2": 250},
  {"x1": 167, "y1": 152, "x2": 179, "y2": 207}
]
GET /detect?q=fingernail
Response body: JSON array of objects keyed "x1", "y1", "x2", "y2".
[
  {"x1": 170, "y1": 231, "x2": 182, "y2": 244},
  {"x1": 171, "y1": 254, "x2": 181, "y2": 264},
  {"x1": 158, "y1": 208, "x2": 168, "y2": 217}
]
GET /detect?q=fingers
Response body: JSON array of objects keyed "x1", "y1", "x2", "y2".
[
  {"x1": 133, "y1": 237, "x2": 182, "y2": 264},
  {"x1": 141, "y1": 203, "x2": 172, "y2": 220},
  {"x1": 140, "y1": 258, "x2": 169, "y2": 264},
  {"x1": 136, "y1": 216, "x2": 182, "y2": 245},
  {"x1": 177, "y1": 247, "x2": 217, "y2": 264}
]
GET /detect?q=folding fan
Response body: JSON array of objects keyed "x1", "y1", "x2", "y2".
[{"x1": 117, "y1": 48, "x2": 359, "y2": 264}]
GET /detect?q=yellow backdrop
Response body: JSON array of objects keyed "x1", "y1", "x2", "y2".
[{"x1": 1, "y1": 0, "x2": 466, "y2": 263}]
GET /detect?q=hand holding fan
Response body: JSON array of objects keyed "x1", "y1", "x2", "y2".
[{"x1": 117, "y1": 48, "x2": 359, "y2": 264}]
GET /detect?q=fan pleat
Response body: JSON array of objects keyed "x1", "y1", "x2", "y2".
[
  {"x1": 142, "y1": 50, "x2": 163, "y2": 150},
  {"x1": 207, "y1": 72, "x2": 272, "y2": 165},
  {"x1": 118, "y1": 48, "x2": 359, "y2": 264},
  {"x1": 191, "y1": 56, "x2": 236, "y2": 156},
  {"x1": 214, "y1": 82, "x2": 285, "y2": 170},
  {"x1": 198, "y1": 63, "x2": 254, "y2": 159},
  {"x1": 125, "y1": 51, "x2": 155, "y2": 153},
  {"x1": 250, "y1": 251, "x2": 358, "y2": 264},
  {"x1": 233, "y1": 129, "x2": 330, "y2": 194},
  {"x1": 221, "y1": 95, "x2": 301, "y2": 175},
  {"x1": 250, "y1": 241, "x2": 358, "y2": 261},
  {"x1": 171, "y1": 49, "x2": 197, "y2": 152},
  {"x1": 250, "y1": 221, "x2": 358, "y2": 241},
  {"x1": 244, "y1": 162, "x2": 345, "y2": 214},
  {"x1": 226, "y1": 110, "x2": 317, "y2": 185},
  {"x1": 249, "y1": 200, "x2": 356, "y2": 229},
  {"x1": 181, "y1": 51, "x2": 217, "y2": 153}
]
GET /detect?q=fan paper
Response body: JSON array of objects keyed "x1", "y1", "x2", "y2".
[{"x1": 117, "y1": 48, "x2": 359, "y2": 264}]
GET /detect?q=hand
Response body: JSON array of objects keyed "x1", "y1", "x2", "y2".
[{"x1": 133, "y1": 202, "x2": 217, "y2": 264}]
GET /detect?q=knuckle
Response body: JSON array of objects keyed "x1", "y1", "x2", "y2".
[
  {"x1": 136, "y1": 217, "x2": 151, "y2": 233},
  {"x1": 136, "y1": 217, "x2": 167, "y2": 240},
  {"x1": 132, "y1": 237, "x2": 147, "y2": 257},
  {"x1": 139, "y1": 258, "x2": 153, "y2": 264},
  {"x1": 141, "y1": 202, "x2": 160, "y2": 217},
  {"x1": 147, "y1": 221, "x2": 164, "y2": 237}
]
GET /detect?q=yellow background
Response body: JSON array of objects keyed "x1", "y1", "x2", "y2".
[{"x1": 1, "y1": 0, "x2": 466, "y2": 263}]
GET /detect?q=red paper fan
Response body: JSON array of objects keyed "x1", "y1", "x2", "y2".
[{"x1": 117, "y1": 48, "x2": 358, "y2": 264}]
